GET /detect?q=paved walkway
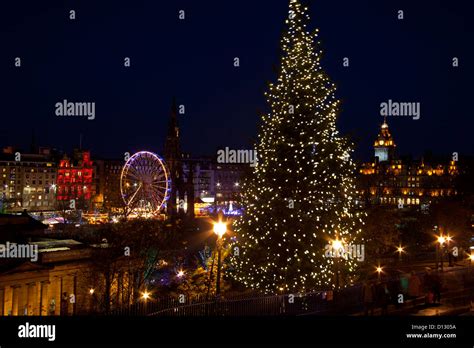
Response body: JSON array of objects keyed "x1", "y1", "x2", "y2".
[
  {"x1": 353, "y1": 299, "x2": 473, "y2": 316},
  {"x1": 352, "y1": 266, "x2": 474, "y2": 316}
]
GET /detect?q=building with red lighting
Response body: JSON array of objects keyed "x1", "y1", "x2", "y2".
[{"x1": 56, "y1": 151, "x2": 94, "y2": 205}]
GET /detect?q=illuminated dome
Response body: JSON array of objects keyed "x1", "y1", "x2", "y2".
[{"x1": 374, "y1": 120, "x2": 395, "y2": 147}]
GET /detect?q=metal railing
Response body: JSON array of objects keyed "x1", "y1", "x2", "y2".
[
  {"x1": 107, "y1": 291, "x2": 335, "y2": 316},
  {"x1": 107, "y1": 266, "x2": 474, "y2": 317}
]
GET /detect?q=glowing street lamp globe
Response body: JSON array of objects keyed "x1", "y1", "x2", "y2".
[
  {"x1": 332, "y1": 239, "x2": 343, "y2": 251},
  {"x1": 213, "y1": 221, "x2": 227, "y2": 238},
  {"x1": 141, "y1": 291, "x2": 150, "y2": 301}
]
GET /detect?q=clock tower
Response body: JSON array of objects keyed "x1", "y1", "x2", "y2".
[{"x1": 374, "y1": 118, "x2": 396, "y2": 162}]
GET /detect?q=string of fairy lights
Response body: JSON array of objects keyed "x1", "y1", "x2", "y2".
[{"x1": 231, "y1": 0, "x2": 365, "y2": 294}]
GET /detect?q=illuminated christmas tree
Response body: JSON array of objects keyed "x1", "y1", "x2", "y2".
[{"x1": 232, "y1": 0, "x2": 364, "y2": 294}]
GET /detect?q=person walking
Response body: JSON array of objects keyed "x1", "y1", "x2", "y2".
[
  {"x1": 375, "y1": 281, "x2": 390, "y2": 315},
  {"x1": 400, "y1": 272, "x2": 409, "y2": 295},
  {"x1": 408, "y1": 271, "x2": 422, "y2": 299},
  {"x1": 423, "y1": 267, "x2": 434, "y2": 305},
  {"x1": 432, "y1": 271, "x2": 442, "y2": 304}
]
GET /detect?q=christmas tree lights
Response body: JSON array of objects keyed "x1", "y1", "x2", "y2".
[{"x1": 231, "y1": 0, "x2": 364, "y2": 294}]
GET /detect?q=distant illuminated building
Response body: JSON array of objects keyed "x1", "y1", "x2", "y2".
[
  {"x1": 178, "y1": 156, "x2": 246, "y2": 216},
  {"x1": 0, "y1": 148, "x2": 57, "y2": 212},
  {"x1": 94, "y1": 158, "x2": 124, "y2": 212},
  {"x1": 57, "y1": 151, "x2": 94, "y2": 203},
  {"x1": 359, "y1": 120, "x2": 458, "y2": 207},
  {"x1": 373, "y1": 118, "x2": 396, "y2": 163},
  {"x1": 214, "y1": 163, "x2": 245, "y2": 207}
]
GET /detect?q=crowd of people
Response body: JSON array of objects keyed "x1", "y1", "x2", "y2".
[{"x1": 361, "y1": 267, "x2": 443, "y2": 316}]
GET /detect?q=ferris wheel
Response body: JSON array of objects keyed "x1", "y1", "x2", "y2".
[{"x1": 120, "y1": 151, "x2": 170, "y2": 216}]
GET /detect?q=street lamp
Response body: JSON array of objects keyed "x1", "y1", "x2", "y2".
[
  {"x1": 467, "y1": 253, "x2": 474, "y2": 277},
  {"x1": 396, "y1": 245, "x2": 405, "y2": 262},
  {"x1": 446, "y1": 235, "x2": 453, "y2": 267},
  {"x1": 141, "y1": 291, "x2": 150, "y2": 315},
  {"x1": 88, "y1": 288, "x2": 96, "y2": 313},
  {"x1": 332, "y1": 239, "x2": 343, "y2": 289},
  {"x1": 332, "y1": 239, "x2": 343, "y2": 254},
  {"x1": 437, "y1": 236, "x2": 446, "y2": 271},
  {"x1": 141, "y1": 291, "x2": 150, "y2": 301},
  {"x1": 376, "y1": 266, "x2": 383, "y2": 281},
  {"x1": 213, "y1": 220, "x2": 227, "y2": 298}
]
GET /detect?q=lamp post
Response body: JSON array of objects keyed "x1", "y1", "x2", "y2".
[
  {"x1": 446, "y1": 235, "x2": 453, "y2": 267},
  {"x1": 433, "y1": 226, "x2": 439, "y2": 269},
  {"x1": 376, "y1": 266, "x2": 383, "y2": 282},
  {"x1": 469, "y1": 254, "x2": 474, "y2": 277},
  {"x1": 141, "y1": 290, "x2": 150, "y2": 315},
  {"x1": 213, "y1": 221, "x2": 227, "y2": 298},
  {"x1": 464, "y1": 253, "x2": 474, "y2": 285},
  {"x1": 437, "y1": 236, "x2": 446, "y2": 271},
  {"x1": 332, "y1": 239, "x2": 343, "y2": 290},
  {"x1": 396, "y1": 245, "x2": 405, "y2": 262},
  {"x1": 88, "y1": 288, "x2": 95, "y2": 313}
]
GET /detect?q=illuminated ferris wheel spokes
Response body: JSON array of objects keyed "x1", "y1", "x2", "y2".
[{"x1": 120, "y1": 151, "x2": 170, "y2": 216}]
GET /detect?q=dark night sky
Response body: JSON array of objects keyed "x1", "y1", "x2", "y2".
[{"x1": 0, "y1": 0, "x2": 472, "y2": 161}]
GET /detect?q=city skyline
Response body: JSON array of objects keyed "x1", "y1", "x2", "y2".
[
  {"x1": 1, "y1": 0, "x2": 472, "y2": 161},
  {"x1": 1, "y1": 114, "x2": 471, "y2": 164}
]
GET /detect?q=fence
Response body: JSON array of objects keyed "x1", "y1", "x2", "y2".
[
  {"x1": 108, "y1": 291, "x2": 338, "y2": 316},
  {"x1": 107, "y1": 266, "x2": 474, "y2": 317}
]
